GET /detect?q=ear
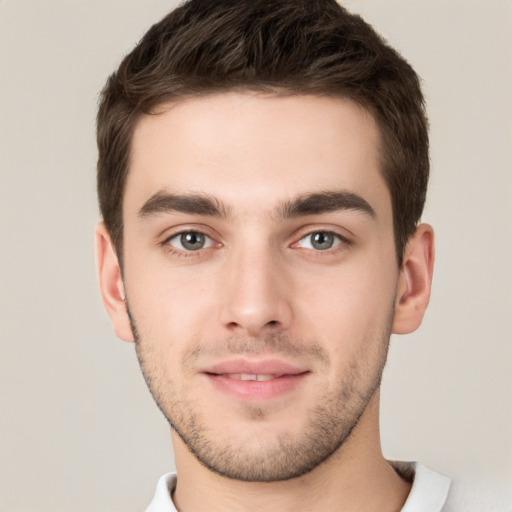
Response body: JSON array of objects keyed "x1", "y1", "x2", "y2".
[
  {"x1": 95, "y1": 222, "x2": 134, "y2": 342},
  {"x1": 392, "y1": 223, "x2": 435, "y2": 334}
]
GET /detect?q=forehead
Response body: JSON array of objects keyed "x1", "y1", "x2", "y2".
[{"x1": 125, "y1": 92, "x2": 389, "y2": 220}]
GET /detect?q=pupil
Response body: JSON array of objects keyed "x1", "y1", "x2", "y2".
[
  {"x1": 181, "y1": 232, "x2": 204, "y2": 250},
  {"x1": 312, "y1": 232, "x2": 333, "y2": 250}
]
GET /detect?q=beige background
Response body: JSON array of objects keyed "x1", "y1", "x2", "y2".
[{"x1": 1, "y1": 1, "x2": 511, "y2": 510}]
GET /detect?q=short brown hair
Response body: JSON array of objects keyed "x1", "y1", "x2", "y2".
[{"x1": 97, "y1": 0, "x2": 429, "y2": 265}]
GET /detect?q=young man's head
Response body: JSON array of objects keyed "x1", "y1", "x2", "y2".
[{"x1": 96, "y1": 0, "x2": 434, "y2": 487}]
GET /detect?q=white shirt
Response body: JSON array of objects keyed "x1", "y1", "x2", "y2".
[{"x1": 145, "y1": 462, "x2": 452, "y2": 512}]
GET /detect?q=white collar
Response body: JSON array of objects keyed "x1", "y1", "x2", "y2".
[
  {"x1": 398, "y1": 462, "x2": 451, "y2": 512},
  {"x1": 145, "y1": 462, "x2": 451, "y2": 512},
  {"x1": 145, "y1": 473, "x2": 177, "y2": 512}
]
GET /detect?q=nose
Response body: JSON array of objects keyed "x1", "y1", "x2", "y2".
[{"x1": 219, "y1": 244, "x2": 293, "y2": 337}]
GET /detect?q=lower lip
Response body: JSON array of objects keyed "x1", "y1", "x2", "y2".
[{"x1": 204, "y1": 373, "x2": 309, "y2": 401}]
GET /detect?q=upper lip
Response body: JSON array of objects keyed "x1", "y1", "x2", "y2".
[{"x1": 203, "y1": 358, "x2": 309, "y2": 377}]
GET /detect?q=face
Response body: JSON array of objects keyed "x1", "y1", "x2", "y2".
[{"x1": 116, "y1": 93, "x2": 403, "y2": 481}]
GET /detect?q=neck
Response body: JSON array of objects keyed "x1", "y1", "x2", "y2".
[{"x1": 170, "y1": 391, "x2": 411, "y2": 512}]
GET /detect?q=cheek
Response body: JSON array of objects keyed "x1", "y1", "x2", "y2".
[
  {"x1": 124, "y1": 259, "x2": 220, "y2": 341},
  {"x1": 293, "y1": 255, "x2": 397, "y2": 343}
]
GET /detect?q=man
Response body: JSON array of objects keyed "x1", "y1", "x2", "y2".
[{"x1": 95, "y1": 0, "x2": 453, "y2": 510}]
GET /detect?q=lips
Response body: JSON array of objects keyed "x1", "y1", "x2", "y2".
[
  {"x1": 205, "y1": 359, "x2": 307, "y2": 376},
  {"x1": 203, "y1": 359, "x2": 310, "y2": 400}
]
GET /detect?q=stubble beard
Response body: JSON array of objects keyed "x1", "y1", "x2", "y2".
[{"x1": 128, "y1": 304, "x2": 393, "y2": 483}]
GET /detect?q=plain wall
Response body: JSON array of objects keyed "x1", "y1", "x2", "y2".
[{"x1": 1, "y1": 1, "x2": 511, "y2": 510}]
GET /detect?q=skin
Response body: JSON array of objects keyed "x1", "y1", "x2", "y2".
[{"x1": 97, "y1": 93, "x2": 434, "y2": 511}]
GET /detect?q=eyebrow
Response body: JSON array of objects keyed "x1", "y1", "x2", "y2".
[
  {"x1": 138, "y1": 192, "x2": 230, "y2": 219},
  {"x1": 275, "y1": 191, "x2": 375, "y2": 220},
  {"x1": 138, "y1": 190, "x2": 375, "y2": 220}
]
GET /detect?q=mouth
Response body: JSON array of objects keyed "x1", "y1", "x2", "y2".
[{"x1": 202, "y1": 359, "x2": 310, "y2": 401}]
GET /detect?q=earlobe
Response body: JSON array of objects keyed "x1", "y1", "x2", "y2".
[
  {"x1": 95, "y1": 222, "x2": 134, "y2": 343},
  {"x1": 392, "y1": 224, "x2": 435, "y2": 335}
]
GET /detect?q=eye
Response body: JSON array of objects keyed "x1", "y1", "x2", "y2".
[
  {"x1": 297, "y1": 231, "x2": 344, "y2": 251},
  {"x1": 166, "y1": 231, "x2": 214, "y2": 251}
]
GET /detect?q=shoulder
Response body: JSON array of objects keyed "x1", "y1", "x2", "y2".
[
  {"x1": 444, "y1": 478, "x2": 511, "y2": 512},
  {"x1": 391, "y1": 461, "x2": 511, "y2": 512}
]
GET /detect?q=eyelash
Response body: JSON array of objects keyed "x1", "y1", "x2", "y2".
[
  {"x1": 161, "y1": 230, "x2": 218, "y2": 257},
  {"x1": 161, "y1": 228, "x2": 350, "y2": 257},
  {"x1": 293, "y1": 230, "x2": 349, "y2": 253}
]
